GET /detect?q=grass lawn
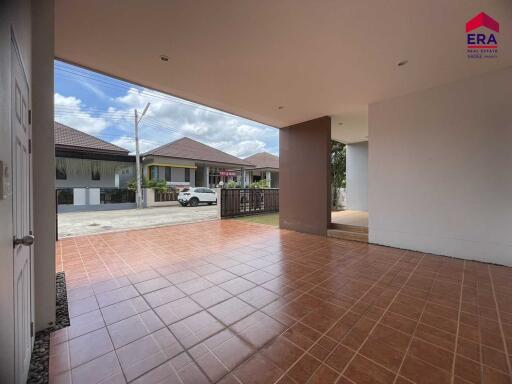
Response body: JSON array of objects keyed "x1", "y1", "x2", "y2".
[{"x1": 233, "y1": 213, "x2": 279, "y2": 227}]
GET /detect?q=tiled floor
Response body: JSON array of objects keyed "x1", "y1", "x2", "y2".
[{"x1": 50, "y1": 220, "x2": 512, "y2": 384}]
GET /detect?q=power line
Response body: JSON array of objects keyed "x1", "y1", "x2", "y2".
[
  {"x1": 54, "y1": 111, "x2": 234, "y2": 153},
  {"x1": 54, "y1": 62, "x2": 265, "y2": 123}
]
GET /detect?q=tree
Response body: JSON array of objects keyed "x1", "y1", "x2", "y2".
[{"x1": 331, "y1": 140, "x2": 346, "y2": 208}]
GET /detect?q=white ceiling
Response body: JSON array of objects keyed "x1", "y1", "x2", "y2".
[{"x1": 55, "y1": 0, "x2": 512, "y2": 142}]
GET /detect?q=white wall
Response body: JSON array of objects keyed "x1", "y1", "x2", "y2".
[
  {"x1": 55, "y1": 158, "x2": 124, "y2": 188},
  {"x1": 346, "y1": 142, "x2": 368, "y2": 211},
  {"x1": 369, "y1": 67, "x2": 512, "y2": 266}
]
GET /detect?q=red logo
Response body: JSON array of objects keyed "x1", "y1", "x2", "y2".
[
  {"x1": 466, "y1": 12, "x2": 499, "y2": 59},
  {"x1": 466, "y1": 12, "x2": 499, "y2": 33}
]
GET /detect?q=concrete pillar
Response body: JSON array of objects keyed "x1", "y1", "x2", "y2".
[
  {"x1": 266, "y1": 170, "x2": 272, "y2": 187},
  {"x1": 245, "y1": 171, "x2": 251, "y2": 187},
  {"x1": 346, "y1": 142, "x2": 368, "y2": 211},
  {"x1": 279, "y1": 116, "x2": 331, "y2": 235},
  {"x1": 32, "y1": 0, "x2": 56, "y2": 331},
  {"x1": 205, "y1": 166, "x2": 209, "y2": 188}
]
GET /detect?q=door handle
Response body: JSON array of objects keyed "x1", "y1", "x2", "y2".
[{"x1": 13, "y1": 235, "x2": 35, "y2": 247}]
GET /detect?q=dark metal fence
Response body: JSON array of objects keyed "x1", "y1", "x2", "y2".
[
  {"x1": 155, "y1": 189, "x2": 178, "y2": 202},
  {"x1": 56, "y1": 188, "x2": 74, "y2": 205},
  {"x1": 100, "y1": 188, "x2": 135, "y2": 204},
  {"x1": 220, "y1": 188, "x2": 279, "y2": 218}
]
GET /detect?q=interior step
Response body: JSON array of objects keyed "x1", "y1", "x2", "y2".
[
  {"x1": 327, "y1": 228, "x2": 369, "y2": 243},
  {"x1": 329, "y1": 223, "x2": 368, "y2": 234}
]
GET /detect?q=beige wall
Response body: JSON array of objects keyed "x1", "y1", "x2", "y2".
[
  {"x1": 279, "y1": 116, "x2": 331, "y2": 235},
  {"x1": 32, "y1": 0, "x2": 56, "y2": 332},
  {"x1": 369, "y1": 67, "x2": 512, "y2": 266},
  {"x1": 0, "y1": 0, "x2": 32, "y2": 381}
]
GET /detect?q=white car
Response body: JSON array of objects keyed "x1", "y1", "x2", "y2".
[{"x1": 178, "y1": 187, "x2": 217, "y2": 207}]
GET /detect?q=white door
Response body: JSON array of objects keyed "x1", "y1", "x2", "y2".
[{"x1": 12, "y1": 36, "x2": 33, "y2": 384}]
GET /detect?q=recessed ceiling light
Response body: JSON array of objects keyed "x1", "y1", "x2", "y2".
[
  {"x1": 277, "y1": 106, "x2": 284, "y2": 110},
  {"x1": 398, "y1": 60, "x2": 408, "y2": 67},
  {"x1": 160, "y1": 55, "x2": 169, "y2": 62}
]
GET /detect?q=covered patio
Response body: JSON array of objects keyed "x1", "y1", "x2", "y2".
[
  {"x1": 50, "y1": 221, "x2": 512, "y2": 383},
  {"x1": 2, "y1": 1, "x2": 512, "y2": 383}
]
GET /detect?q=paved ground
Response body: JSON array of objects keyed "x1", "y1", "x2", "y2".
[
  {"x1": 51, "y1": 220, "x2": 512, "y2": 384},
  {"x1": 58, "y1": 205, "x2": 219, "y2": 237},
  {"x1": 331, "y1": 210, "x2": 368, "y2": 227}
]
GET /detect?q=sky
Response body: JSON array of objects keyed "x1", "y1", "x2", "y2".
[{"x1": 54, "y1": 60, "x2": 278, "y2": 158}]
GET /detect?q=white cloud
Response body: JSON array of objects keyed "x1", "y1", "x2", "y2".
[
  {"x1": 54, "y1": 85, "x2": 279, "y2": 159},
  {"x1": 54, "y1": 93, "x2": 109, "y2": 135},
  {"x1": 112, "y1": 87, "x2": 279, "y2": 157},
  {"x1": 215, "y1": 140, "x2": 267, "y2": 158},
  {"x1": 110, "y1": 136, "x2": 156, "y2": 154}
]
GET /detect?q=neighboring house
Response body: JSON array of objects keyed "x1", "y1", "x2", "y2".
[
  {"x1": 142, "y1": 137, "x2": 253, "y2": 188},
  {"x1": 244, "y1": 152, "x2": 279, "y2": 187},
  {"x1": 55, "y1": 122, "x2": 135, "y2": 211}
]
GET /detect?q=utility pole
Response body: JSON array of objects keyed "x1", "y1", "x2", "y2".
[{"x1": 134, "y1": 103, "x2": 150, "y2": 208}]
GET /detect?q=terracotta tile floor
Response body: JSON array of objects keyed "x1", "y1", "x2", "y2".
[{"x1": 50, "y1": 220, "x2": 512, "y2": 384}]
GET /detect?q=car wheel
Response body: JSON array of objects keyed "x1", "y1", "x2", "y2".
[
  {"x1": 180, "y1": 202, "x2": 187, "y2": 207},
  {"x1": 189, "y1": 197, "x2": 199, "y2": 207}
]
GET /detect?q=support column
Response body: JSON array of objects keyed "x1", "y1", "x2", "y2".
[
  {"x1": 279, "y1": 116, "x2": 331, "y2": 235},
  {"x1": 241, "y1": 168, "x2": 246, "y2": 187},
  {"x1": 266, "y1": 170, "x2": 272, "y2": 187},
  {"x1": 205, "y1": 166, "x2": 209, "y2": 188},
  {"x1": 32, "y1": 0, "x2": 56, "y2": 330}
]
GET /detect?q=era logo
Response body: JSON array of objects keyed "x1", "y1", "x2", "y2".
[
  {"x1": 467, "y1": 33, "x2": 497, "y2": 45},
  {"x1": 466, "y1": 12, "x2": 499, "y2": 48}
]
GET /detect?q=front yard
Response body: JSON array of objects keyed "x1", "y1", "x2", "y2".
[
  {"x1": 57, "y1": 205, "x2": 218, "y2": 237},
  {"x1": 232, "y1": 213, "x2": 279, "y2": 227}
]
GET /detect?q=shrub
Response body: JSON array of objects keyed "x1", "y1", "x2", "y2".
[
  {"x1": 127, "y1": 177, "x2": 168, "y2": 193},
  {"x1": 226, "y1": 180, "x2": 241, "y2": 188},
  {"x1": 249, "y1": 180, "x2": 269, "y2": 189}
]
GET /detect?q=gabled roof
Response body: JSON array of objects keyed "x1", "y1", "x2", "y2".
[
  {"x1": 54, "y1": 122, "x2": 129, "y2": 155},
  {"x1": 144, "y1": 137, "x2": 253, "y2": 167},
  {"x1": 244, "y1": 152, "x2": 279, "y2": 170}
]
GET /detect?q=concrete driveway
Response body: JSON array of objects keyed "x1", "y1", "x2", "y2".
[{"x1": 57, "y1": 205, "x2": 219, "y2": 238}]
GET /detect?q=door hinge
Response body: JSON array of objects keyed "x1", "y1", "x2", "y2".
[
  {"x1": 30, "y1": 322, "x2": 34, "y2": 337},
  {"x1": 28, "y1": 139, "x2": 32, "y2": 154},
  {"x1": 28, "y1": 109, "x2": 31, "y2": 125}
]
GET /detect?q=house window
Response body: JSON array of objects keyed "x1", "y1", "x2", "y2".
[
  {"x1": 56, "y1": 158, "x2": 67, "y2": 180},
  {"x1": 165, "y1": 167, "x2": 172, "y2": 182},
  {"x1": 91, "y1": 160, "x2": 101, "y2": 180},
  {"x1": 185, "y1": 168, "x2": 190, "y2": 182},
  {"x1": 150, "y1": 166, "x2": 159, "y2": 180}
]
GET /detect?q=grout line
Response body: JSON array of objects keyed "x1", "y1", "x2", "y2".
[
  {"x1": 273, "y1": 249, "x2": 411, "y2": 383},
  {"x1": 487, "y1": 265, "x2": 512, "y2": 376},
  {"x1": 450, "y1": 260, "x2": 466, "y2": 384},
  {"x1": 391, "y1": 258, "x2": 445, "y2": 384},
  {"x1": 476, "y1": 264, "x2": 485, "y2": 384},
  {"x1": 58, "y1": 228, "x2": 498, "y2": 384}
]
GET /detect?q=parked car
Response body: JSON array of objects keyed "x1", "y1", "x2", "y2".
[{"x1": 178, "y1": 187, "x2": 217, "y2": 207}]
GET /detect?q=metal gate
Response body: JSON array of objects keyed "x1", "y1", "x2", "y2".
[{"x1": 220, "y1": 188, "x2": 279, "y2": 218}]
